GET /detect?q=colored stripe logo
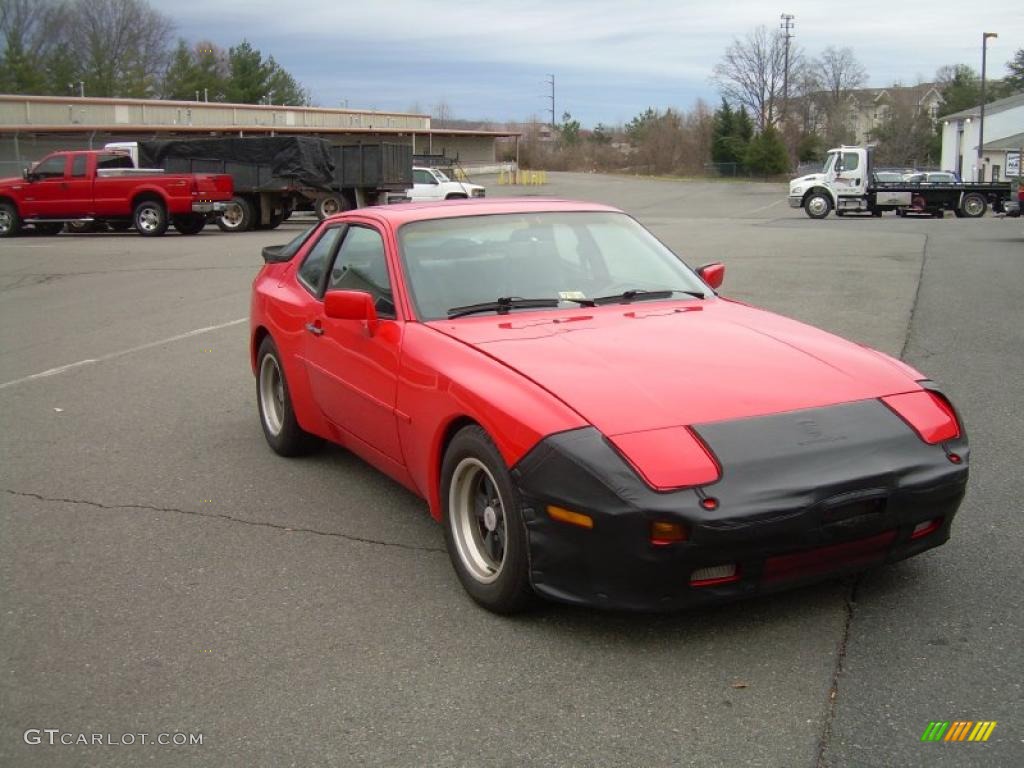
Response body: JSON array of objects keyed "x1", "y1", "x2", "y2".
[{"x1": 921, "y1": 721, "x2": 997, "y2": 742}]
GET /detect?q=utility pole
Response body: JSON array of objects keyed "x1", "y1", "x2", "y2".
[
  {"x1": 979, "y1": 32, "x2": 998, "y2": 181},
  {"x1": 545, "y1": 74, "x2": 555, "y2": 132},
  {"x1": 779, "y1": 14, "x2": 795, "y2": 126}
]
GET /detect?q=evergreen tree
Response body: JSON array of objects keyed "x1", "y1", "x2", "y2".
[
  {"x1": 744, "y1": 127, "x2": 790, "y2": 174},
  {"x1": 1005, "y1": 49, "x2": 1024, "y2": 94},
  {"x1": 711, "y1": 99, "x2": 737, "y2": 164}
]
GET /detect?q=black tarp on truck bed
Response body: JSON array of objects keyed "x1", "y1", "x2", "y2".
[{"x1": 138, "y1": 137, "x2": 336, "y2": 190}]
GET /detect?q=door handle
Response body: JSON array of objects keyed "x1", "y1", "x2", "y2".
[{"x1": 305, "y1": 322, "x2": 324, "y2": 336}]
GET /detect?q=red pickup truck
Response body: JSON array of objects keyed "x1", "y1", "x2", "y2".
[{"x1": 0, "y1": 149, "x2": 233, "y2": 238}]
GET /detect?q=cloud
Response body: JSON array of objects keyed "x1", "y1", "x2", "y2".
[{"x1": 168, "y1": 0, "x2": 1021, "y2": 124}]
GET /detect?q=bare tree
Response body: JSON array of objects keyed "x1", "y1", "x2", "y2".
[
  {"x1": 712, "y1": 26, "x2": 795, "y2": 131},
  {"x1": 807, "y1": 46, "x2": 867, "y2": 146},
  {"x1": 65, "y1": 0, "x2": 174, "y2": 97}
]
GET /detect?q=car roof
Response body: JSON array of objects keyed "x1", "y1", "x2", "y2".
[{"x1": 327, "y1": 197, "x2": 622, "y2": 227}]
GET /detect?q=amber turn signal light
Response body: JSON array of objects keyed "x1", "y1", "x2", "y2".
[
  {"x1": 650, "y1": 520, "x2": 689, "y2": 545},
  {"x1": 547, "y1": 505, "x2": 594, "y2": 529}
]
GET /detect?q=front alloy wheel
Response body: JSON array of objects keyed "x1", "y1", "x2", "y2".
[{"x1": 441, "y1": 426, "x2": 534, "y2": 613}]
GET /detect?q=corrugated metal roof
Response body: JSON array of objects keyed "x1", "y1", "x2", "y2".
[{"x1": 942, "y1": 91, "x2": 1024, "y2": 120}]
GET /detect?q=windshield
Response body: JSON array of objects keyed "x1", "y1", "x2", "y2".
[
  {"x1": 822, "y1": 154, "x2": 837, "y2": 174},
  {"x1": 434, "y1": 170, "x2": 451, "y2": 182},
  {"x1": 398, "y1": 211, "x2": 710, "y2": 320}
]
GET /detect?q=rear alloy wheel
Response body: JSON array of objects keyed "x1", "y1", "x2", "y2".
[
  {"x1": 172, "y1": 213, "x2": 206, "y2": 235},
  {"x1": 959, "y1": 192, "x2": 987, "y2": 218},
  {"x1": 217, "y1": 196, "x2": 253, "y2": 232},
  {"x1": 133, "y1": 200, "x2": 168, "y2": 236},
  {"x1": 256, "y1": 336, "x2": 321, "y2": 457},
  {"x1": 441, "y1": 425, "x2": 534, "y2": 614},
  {"x1": 0, "y1": 203, "x2": 21, "y2": 237},
  {"x1": 805, "y1": 192, "x2": 832, "y2": 219}
]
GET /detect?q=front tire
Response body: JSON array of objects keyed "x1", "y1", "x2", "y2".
[
  {"x1": 441, "y1": 426, "x2": 534, "y2": 614},
  {"x1": 133, "y1": 199, "x2": 168, "y2": 236},
  {"x1": 256, "y1": 336, "x2": 321, "y2": 457},
  {"x1": 315, "y1": 195, "x2": 344, "y2": 220},
  {"x1": 217, "y1": 196, "x2": 253, "y2": 232},
  {"x1": 805, "y1": 192, "x2": 832, "y2": 219},
  {"x1": 0, "y1": 203, "x2": 21, "y2": 237}
]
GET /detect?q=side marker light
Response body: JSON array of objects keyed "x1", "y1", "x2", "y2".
[
  {"x1": 547, "y1": 505, "x2": 594, "y2": 530},
  {"x1": 650, "y1": 521, "x2": 689, "y2": 545}
]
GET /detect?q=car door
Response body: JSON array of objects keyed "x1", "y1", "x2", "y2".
[
  {"x1": 62, "y1": 154, "x2": 94, "y2": 216},
  {"x1": 408, "y1": 168, "x2": 441, "y2": 201},
  {"x1": 20, "y1": 155, "x2": 70, "y2": 217},
  {"x1": 836, "y1": 150, "x2": 865, "y2": 199},
  {"x1": 301, "y1": 221, "x2": 405, "y2": 463}
]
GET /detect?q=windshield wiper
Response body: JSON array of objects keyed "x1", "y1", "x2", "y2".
[
  {"x1": 447, "y1": 296, "x2": 559, "y2": 319},
  {"x1": 590, "y1": 288, "x2": 705, "y2": 306}
]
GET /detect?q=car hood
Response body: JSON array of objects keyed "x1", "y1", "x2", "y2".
[
  {"x1": 790, "y1": 173, "x2": 824, "y2": 187},
  {"x1": 430, "y1": 299, "x2": 922, "y2": 436}
]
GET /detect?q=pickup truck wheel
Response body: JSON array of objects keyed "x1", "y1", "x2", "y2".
[
  {"x1": 0, "y1": 203, "x2": 22, "y2": 237},
  {"x1": 959, "y1": 193, "x2": 987, "y2": 218},
  {"x1": 445, "y1": 193, "x2": 468, "y2": 200},
  {"x1": 217, "y1": 197, "x2": 253, "y2": 232},
  {"x1": 805, "y1": 192, "x2": 832, "y2": 219},
  {"x1": 134, "y1": 200, "x2": 168, "y2": 236},
  {"x1": 172, "y1": 213, "x2": 206, "y2": 235},
  {"x1": 315, "y1": 195, "x2": 344, "y2": 219}
]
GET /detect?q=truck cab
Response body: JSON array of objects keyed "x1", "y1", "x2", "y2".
[{"x1": 788, "y1": 147, "x2": 871, "y2": 218}]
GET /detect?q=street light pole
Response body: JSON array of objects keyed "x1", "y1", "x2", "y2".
[{"x1": 978, "y1": 32, "x2": 998, "y2": 181}]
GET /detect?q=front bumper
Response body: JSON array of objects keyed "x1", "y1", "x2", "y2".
[
  {"x1": 511, "y1": 398, "x2": 969, "y2": 611},
  {"x1": 191, "y1": 201, "x2": 229, "y2": 214},
  {"x1": 788, "y1": 195, "x2": 803, "y2": 208}
]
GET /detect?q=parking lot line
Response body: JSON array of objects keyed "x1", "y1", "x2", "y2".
[{"x1": 0, "y1": 317, "x2": 247, "y2": 391}]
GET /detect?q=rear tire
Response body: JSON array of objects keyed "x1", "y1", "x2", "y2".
[
  {"x1": 0, "y1": 203, "x2": 22, "y2": 237},
  {"x1": 172, "y1": 213, "x2": 206, "y2": 235},
  {"x1": 959, "y1": 192, "x2": 987, "y2": 218},
  {"x1": 441, "y1": 425, "x2": 535, "y2": 614},
  {"x1": 133, "y1": 199, "x2": 168, "y2": 237},
  {"x1": 217, "y1": 196, "x2": 253, "y2": 232},
  {"x1": 256, "y1": 336, "x2": 322, "y2": 457}
]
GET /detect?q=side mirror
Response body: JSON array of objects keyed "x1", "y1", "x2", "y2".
[
  {"x1": 696, "y1": 262, "x2": 725, "y2": 291},
  {"x1": 21, "y1": 168, "x2": 36, "y2": 182},
  {"x1": 324, "y1": 290, "x2": 378, "y2": 333}
]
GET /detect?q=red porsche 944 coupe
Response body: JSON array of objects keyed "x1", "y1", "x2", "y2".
[{"x1": 249, "y1": 199, "x2": 968, "y2": 613}]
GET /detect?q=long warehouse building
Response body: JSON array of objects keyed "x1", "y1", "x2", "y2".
[{"x1": 0, "y1": 94, "x2": 519, "y2": 176}]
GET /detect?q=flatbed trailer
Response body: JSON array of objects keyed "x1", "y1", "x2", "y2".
[{"x1": 789, "y1": 146, "x2": 1013, "y2": 219}]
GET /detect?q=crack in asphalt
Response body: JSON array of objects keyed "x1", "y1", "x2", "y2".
[
  {"x1": 899, "y1": 233, "x2": 929, "y2": 361},
  {"x1": 815, "y1": 233, "x2": 931, "y2": 768},
  {"x1": 2, "y1": 489, "x2": 444, "y2": 554},
  {"x1": 814, "y1": 577, "x2": 862, "y2": 768}
]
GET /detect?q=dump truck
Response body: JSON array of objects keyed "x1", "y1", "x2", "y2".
[{"x1": 113, "y1": 137, "x2": 413, "y2": 232}]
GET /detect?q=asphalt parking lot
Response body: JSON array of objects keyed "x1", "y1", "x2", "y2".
[{"x1": 2, "y1": 174, "x2": 1022, "y2": 767}]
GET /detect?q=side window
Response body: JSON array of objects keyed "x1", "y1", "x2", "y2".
[
  {"x1": 96, "y1": 154, "x2": 134, "y2": 170},
  {"x1": 842, "y1": 152, "x2": 860, "y2": 172},
  {"x1": 414, "y1": 169, "x2": 436, "y2": 185},
  {"x1": 32, "y1": 156, "x2": 67, "y2": 179},
  {"x1": 71, "y1": 155, "x2": 88, "y2": 178},
  {"x1": 298, "y1": 226, "x2": 344, "y2": 294},
  {"x1": 327, "y1": 226, "x2": 395, "y2": 319}
]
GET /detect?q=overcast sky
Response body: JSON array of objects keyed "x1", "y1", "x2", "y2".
[{"x1": 171, "y1": 0, "x2": 1022, "y2": 125}]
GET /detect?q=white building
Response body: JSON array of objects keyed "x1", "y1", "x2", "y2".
[{"x1": 940, "y1": 91, "x2": 1024, "y2": 181}]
